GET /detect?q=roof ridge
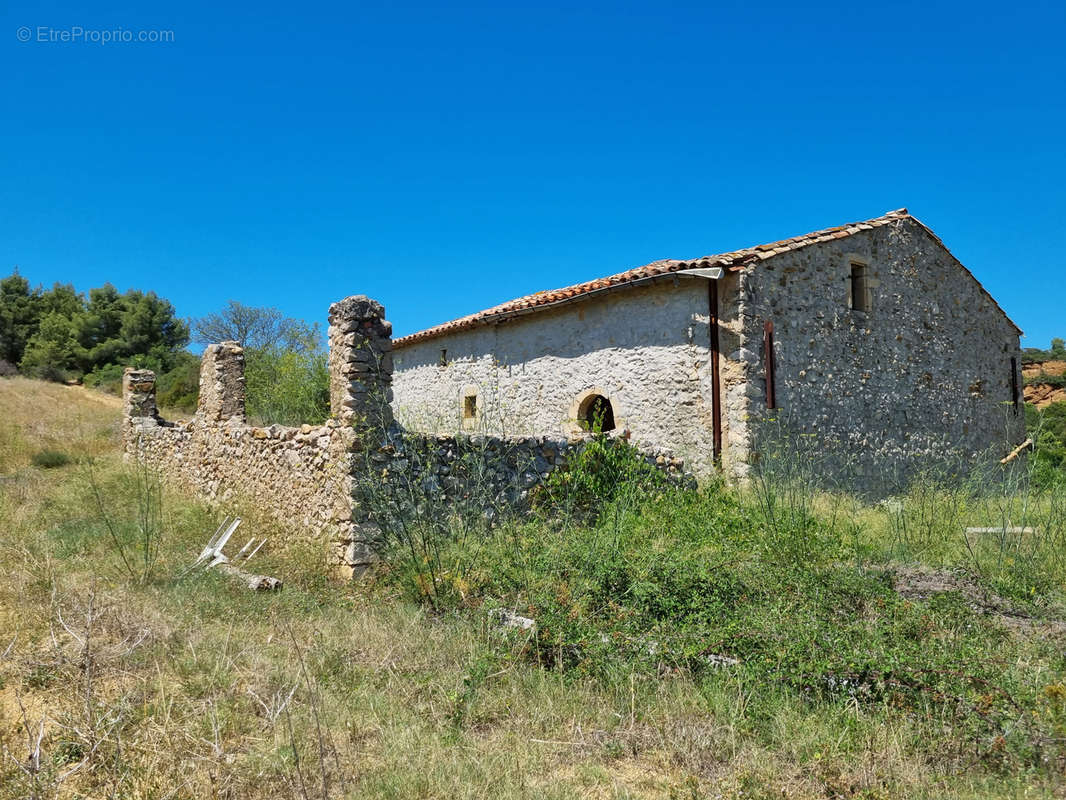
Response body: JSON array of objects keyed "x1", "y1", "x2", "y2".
[{"x1": 393, "y1": 209, "x2": 913, "y2": 347}]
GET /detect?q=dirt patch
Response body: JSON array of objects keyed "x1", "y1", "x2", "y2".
[
  {"x1": 1023, "y1": 359, "x2": 1066, "y2": 379},
  {"x1": 890, "y1": 564, "x2": 1066, "y2": 636},
  {"x1": 535, "y1": 756, "x2": 694, "y2": 799},
  {"x1": 1025, "y1": 382, "x2": 1066, "y2": 409}
]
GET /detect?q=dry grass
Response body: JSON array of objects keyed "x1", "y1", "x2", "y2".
[{"x1": 0, "y1": 377, "x2": 1058, "y2": 799}]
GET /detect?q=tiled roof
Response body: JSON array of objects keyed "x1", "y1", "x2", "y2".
[{"x1": 393, "y1": 208, "x2": 1018, "y2": 346}]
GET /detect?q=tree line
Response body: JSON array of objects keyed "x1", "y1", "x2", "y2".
[
  {"x1": 0, "y1": 270, "x2": 329, "y2": 425},
  {"x1": 0, "y1": 270, "x2": 189, "y2": 382}
]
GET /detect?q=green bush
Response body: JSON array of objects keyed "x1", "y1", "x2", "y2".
[
  {"x1": 83, "y1": 362, "x2": 126, "y2": 394},
  {"x1": 365, "y1": 444, "x2": 1066, "y2": 766},
  {"x1": 156, "y1": 351, "x2": 200, "y2": 412},
  {"x1": 1025, "y1": 372, "x2": 1066, "y2": 389},
  {"x1": 29, "y1": 362, "x2": 75, "y2": 384},
  {"x1": 1022, "y1": 337, "x2": 1066, "y2": 363},
  {"x1": 31, "y1": 449, "x2": 71, "y2": 468},
  {"x1": 245, "y1": 346, "x2": 329, "y2": 425},
  {"x1": 534, "y1": 434, "x2": 672, "y2": 524},
  {"x1": 1028, "y1": 402, "x2": 1066, "y2": 486}
]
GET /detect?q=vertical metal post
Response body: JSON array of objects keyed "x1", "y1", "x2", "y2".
[
  {"x1": 1010, "y1": 356, "x2": 1019, "y2": 414},
  {"x1": 763, "y1": 320, "x2": 776, "y2": 410},
  {"x1": 708, "y1": 280, "x2": 722, "y2": 464}
]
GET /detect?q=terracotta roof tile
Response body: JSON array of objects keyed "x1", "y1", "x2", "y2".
[{"x1": 392, "y1": 208, "x2": 1018, "y2": 346}]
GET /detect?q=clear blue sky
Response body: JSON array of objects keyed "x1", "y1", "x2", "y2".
[{"x1": 3, "y1": 0, "x2": 1063, "y2": 348}]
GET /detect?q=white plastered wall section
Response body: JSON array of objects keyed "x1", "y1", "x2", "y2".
[{"x1": 392, "y1": 279, "x2": 726, "y2": 477}]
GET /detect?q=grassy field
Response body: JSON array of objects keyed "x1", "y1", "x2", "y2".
[{"x1": 1, "y1": 376, "x2": 1065, "y2": 799}]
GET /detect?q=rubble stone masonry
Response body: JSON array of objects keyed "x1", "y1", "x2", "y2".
[
  {"x1": 392, "y1": 216, "x2": 1024, "y2": 487},
  {"x1": 124, "y1": 295, "x2": 687, "y2": 577}
]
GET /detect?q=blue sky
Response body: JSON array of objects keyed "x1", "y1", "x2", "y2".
[{"x1": 2, "y1": 0, "x2": 1063, "y2": 348}]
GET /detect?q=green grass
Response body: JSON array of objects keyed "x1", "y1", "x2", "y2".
[{"x1": 2, "y1": 378, "x2": 1066, "y2": 798}]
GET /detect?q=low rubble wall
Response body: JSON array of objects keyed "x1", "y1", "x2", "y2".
[{"x1": 123, "y1": 295, "x2": 687, "y2": 578}]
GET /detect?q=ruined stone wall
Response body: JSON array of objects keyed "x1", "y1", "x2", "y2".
[
  {"x1": 124, "y1": 295, "x2": 690, "y2": 577},
  {"x1": 124, "y1": 409, "x2": 358, "y2": 558},
  {"x1": 391, "y1": 279, "x2": 727, "y2": 477},
  {"x1": 349, "y1": 426, "x2": 688, "y2": 559},
  {"x1": 354, "y1": 428, "x2": 687, "y2": 525},
  {"x1": 122, "y1": 297, "x2": 396, "y2": 577},
  {"x1": 738, "y1": 216, "x2": 1024, "y2": 488},
  {"x1": 123, "y1": 346, "x2": 362, "y2": 573}
]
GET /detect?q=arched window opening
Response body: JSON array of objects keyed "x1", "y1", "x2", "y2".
[{"x1": 578, "y1": 394, "x2": 615, "y2": 433}]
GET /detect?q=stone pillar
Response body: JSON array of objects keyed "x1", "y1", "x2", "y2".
[
  {"x1": 123, "y1": 368, "x2": 159, "y2": 424},
  {"x1": 327, "y1": 296, "x2": 393, "y2": 429},
  {"x1": 197, "y1": 341, "x2": 246, "y2": 424}
]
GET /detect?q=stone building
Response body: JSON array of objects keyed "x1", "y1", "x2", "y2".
[{"x1": 392, "y1": 209, "x2": 1025, "y2": 484}]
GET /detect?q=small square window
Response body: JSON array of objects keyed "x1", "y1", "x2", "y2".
[
  {"x1": 850, "y1": 263, "x2": 869, "y2": 312},
  {"x1": 462, "y1": 393, "x2": 478, "y2": 430}
]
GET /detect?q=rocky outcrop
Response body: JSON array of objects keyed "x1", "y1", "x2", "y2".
[
  {"x1": 1023, "y1": 360, "x2": 1066, "y2": 408},
  {"x1": 1025, "y1": 383, "x2": 1066, "y2": 408},
  {"x1": 1022, "y1": 359, "x2": 1066, "y2": 380}
]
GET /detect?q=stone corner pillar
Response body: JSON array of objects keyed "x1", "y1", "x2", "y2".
[
  {"x1": 197, "y1": 341, "x2": 246, "y2": 425},
  {"x1": 123, "y1": 367, "x2": 159, "y2": 424},
  {"x1": 327, "y1": 295, "x2": 394, "y2": 429}
]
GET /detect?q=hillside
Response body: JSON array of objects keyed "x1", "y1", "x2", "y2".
[
  {"x1": 1024, "y1": 359, "x2": 1066, "y2": 408},
  {"x1": 2, "y1": 377, "x2": 1066, "y2": 799}
]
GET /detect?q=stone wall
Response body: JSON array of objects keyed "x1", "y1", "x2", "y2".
[
  {"x1": 124, "y1": 294, "x2": 690, "y2": 577},
  {"x1": 123, "y1": 297, "x2": 404, "y2": 576},
  {"x1": 390, "y1": 278, "x2": 735, "y2": 477},
  {"x1": 737, "y1": 216, "x2": 1024, "y2": 488},
  {"x1": 123, "y1": 350, "x2": 363, "y2": 575},
  {"x1": 351, "y1": 427, "x2": 687, "y2": 551},
  {"x1": 327, "y1": 295, "x2": 394, "y2": 428},
  {"x1": 390, "y1": 219, "x2": 1023, "y2": 489},
  {"x1": 198, "y1": 341, "x2": 246, "y2": 424}
]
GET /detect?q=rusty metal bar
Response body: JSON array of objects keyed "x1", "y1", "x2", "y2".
[
  {"x1": 763, "y1": 320, "x2": 776, "y2": 410},
  {"x1": 708, "y1": 279, "x2": 722, "y2": 464},
  {"x1": 1010, "y1": 356, "x2": 1019, "y2": 414}
]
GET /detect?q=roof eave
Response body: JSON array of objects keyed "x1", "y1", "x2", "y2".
[{"x1": 394, "y1": 267, "x2": 724, "y2": 348}]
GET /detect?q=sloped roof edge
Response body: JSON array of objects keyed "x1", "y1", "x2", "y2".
[{"x1": 393, "y1": 208, "x2": 1019, "y2": 346}]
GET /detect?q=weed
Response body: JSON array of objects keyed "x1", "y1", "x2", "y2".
[
  {"x1": 85, "y1": 455, "x2": 165, "y2": 584},
  {"x1": 31, "y1": 449, "x2": 70, "y2": 468},
  {"x1": 535, "y1": 432, "x2": 673, "y2": 526}
]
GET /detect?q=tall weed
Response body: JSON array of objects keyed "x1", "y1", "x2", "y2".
[{"x1": 85, "y1": 455, "x2": 164, "y2": 584}]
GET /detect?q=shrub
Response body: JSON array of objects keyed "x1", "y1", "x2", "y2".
[
  {"x1": 245, "y1": 346, "x2": 329, "y2": 425},
  {"x1": 83, "y1": 362, "x2": 126, "y2": 394},
  {"x1": 156, "y1": 351, "x2": 200, "y2": 412},
  {"x1": 1027, "y1": 402, "x2": 1066, "y2": 487},
  {"x1": 1024, "y1": 373, "x2": 1066, "y2": 389},
  {"x1": 30, "y1": 362, "x2": 74, "y2": 384},
  {"x1": 534, "y1": 434, "x2": 672, "y2": 524},
  {"x1": 1022, "y1": 337, "x2": 1066, "y2": 363},
  {"x1": 32, "y1": 449, "x2": 71, "y2": 468}
]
